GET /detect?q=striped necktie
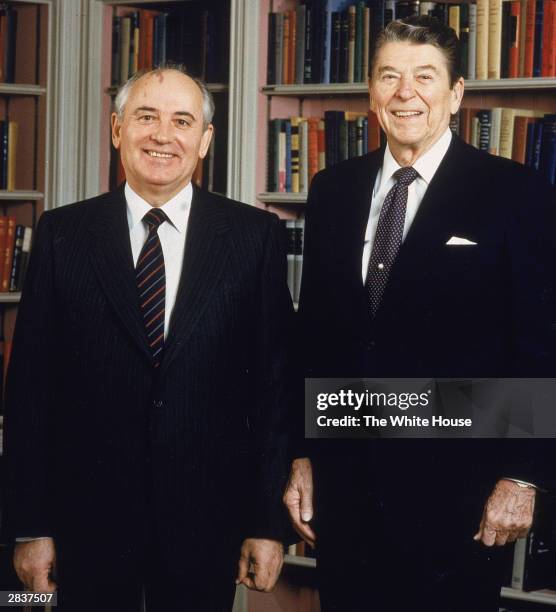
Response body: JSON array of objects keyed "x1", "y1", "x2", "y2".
[
  {"x1": 136, "y1": 208, "x2": 167, "y2": 367},
  {"x1": 365, "y1": 166, "x2": 419, "y2": 317}
]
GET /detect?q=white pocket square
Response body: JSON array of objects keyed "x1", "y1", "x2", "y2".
[{"x1": 446, "y1": 236, "x2": 477, "y2": 246}]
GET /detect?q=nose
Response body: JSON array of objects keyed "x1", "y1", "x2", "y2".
[
  {"x1": 396, "y1": 75, "x2": 416, "y2": 100},
  {"x1": 151, "y1": 120, "x2": 174, "y2": 144}
]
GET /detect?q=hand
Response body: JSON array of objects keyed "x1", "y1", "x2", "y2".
[
  {"x1": 13, "y1": 538, "x2": 57, "y2": 592},
  {"x1": 283, "y1": 458, "x2": 316, "y2": 547},
  {"x1": 474, "y1": 479, "x2": 536, "y2": 546},
  {"x1": 236, "y1": 538, "x2": 284, "y2": 592}
]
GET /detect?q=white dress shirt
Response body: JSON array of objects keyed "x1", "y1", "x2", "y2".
[
  {"x1": 361, "y1": 128, "x2": 453, "y2": 283},
  {"x1": 125, "y1": 182, "x2": 192, "y2": 339}
]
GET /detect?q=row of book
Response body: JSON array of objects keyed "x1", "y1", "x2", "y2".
[
  {"x1": 282, "y1": 219, "x2": 305, "y2": 304},
  {"x1": 266, "y1": 0, "x2": 556, "y2": 85},
  {"x1": 267, "y1": 107, "x2": 554, "y2": 193},
  {"x1": 267, "y1": 112, "x2": 383, "y2": 192},
  {"x1": 110, "y1": 2, "x2": 230, "y2": 86},
  {"x1": 0, "y1": 218, "x2": 32, "y2": 293},
  {"x1": 0, "y1": 4, "x2": 16, "y2": 84},
  {"x1": 452, "y1": 109, "x2": 556, "y2": 184}
]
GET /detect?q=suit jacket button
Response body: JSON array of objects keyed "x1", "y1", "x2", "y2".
[{"x1": 153, "y1": 400, "x2": 164, "y2": 408}]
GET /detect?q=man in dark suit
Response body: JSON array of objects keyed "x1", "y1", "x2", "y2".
[
  {"x1": 284, "y1": 16, "x2": 556, "y2": 612},
  {"x1": 2, "y1": 67, "x2": 293, "y2": 611}
]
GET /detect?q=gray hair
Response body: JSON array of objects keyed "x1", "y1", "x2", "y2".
[
  {"x1": 114, "y1": 64, "x2": 215, "y2": 129},
  {"x1": 370, "y1": 16, "x2": 463, "y2": 87}
]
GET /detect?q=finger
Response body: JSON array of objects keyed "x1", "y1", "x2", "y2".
[
  {"x1": 240, "y1": 575, "x2": 256, "y2": 590},
  {"x1": 31, "y1": 572, "x2": 52, "y2": 593},
  {"x1": 506, "y1": 530, "x2": 520, "y2": 544},
  {"x1": 236, "y1": 554, "x2": 249, "y2": 585},
  {"x1": 481, "y1": 524, "x2": 497, "y2": 547},
  {"x1": 293, "y1": 522, "x2": 317, "y2": 548},
  {"x1": 495, "y1": 529, "x2": 509, "y2": 546},
  {"x1": 299, "y1": 486, "x2": 314, "y2": 523}
]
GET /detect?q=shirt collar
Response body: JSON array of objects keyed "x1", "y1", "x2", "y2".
[
  {"x1": 378, "y1": 127, "x2": 453, "y2": 190},
  {"x1": 125, "y1": 182, "x2": 193, "y2": 233}
]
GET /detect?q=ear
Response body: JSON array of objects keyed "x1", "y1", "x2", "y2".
[
  {"x1": 450, "y1": 77, "x2": 465, "y2": 115},
  {"x1": 368, "y1": 77, "x2": 376, "y2": 113},
  {"x1": 198, "y1": 124, "x2": 214, "y2": 160},
  {"x1": 111, "y1": 112, "x2": 122, "y2": 150}
]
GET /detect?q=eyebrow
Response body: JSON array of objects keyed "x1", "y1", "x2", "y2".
[
  {"x1": 377, "y1": 64, "x2": 440, "y2": 74},
  {"x1": 133, "y1": 106, "x2": 197, "y2": 121}
]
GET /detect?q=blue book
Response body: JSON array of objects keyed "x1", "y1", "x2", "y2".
[
  {"x1": 525, "y1": 121, "x2": 537, "y2": 167},
  {"x1": 363, "y1": 117, "x2": 368, "y2": 153},
  {"x1": 531, "y1": 121, "x2": 543, "y2": 170},
  {"x1": 477, "y1": 110, "x2": 491, "y2": 152},
  {"x1": 539, "y1": 115, "x2": 556, "y2": 186},
  {"x1": 323, "y1": 0, "x2": 351, "y2": 83},
  {"x1": 532, "y1": 0, "x2": 543, "y2": 77}
]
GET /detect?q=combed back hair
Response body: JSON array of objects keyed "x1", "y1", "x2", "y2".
[
  {"x1": 114, "y1": 63, "x2": 215, "y2": 129},
  {"x1": 370, "y1": 16, "x2": 463, "y2": 87}
]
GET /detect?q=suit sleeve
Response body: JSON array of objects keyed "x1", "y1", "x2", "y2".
[
  {"x1": 247, "y1": 214, "x2": 296, "y2": 542},
  {"x1": 2, "y1": 212, "x2": 57, "y2": 541}
]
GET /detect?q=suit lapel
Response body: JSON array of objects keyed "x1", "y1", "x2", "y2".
[
  {"x1": 88, "y1": 186, "x2": 153, "y2": 364},
  {"x1": 159, "y1": 186, "x2": 230, "y2": 375}
]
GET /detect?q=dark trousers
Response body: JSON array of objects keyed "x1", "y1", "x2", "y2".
[{"x1": 312, "y1": 451, "x2": 511, "y2": 612}]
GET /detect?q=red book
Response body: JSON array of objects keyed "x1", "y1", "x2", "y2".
[
  {"x1": 367, "y1": 110, "x2": 382, "y2": 152},
  {"x1": 541, "y1": 0, "x2": 556, "y2": 76},
  {"x1": 2, "y1": 216, "x2": 15, "y2": 292},
  {"x1": 307, "y1": 117, "x2": 319, "y2": 185},
  {"x1": 509, "y1": 1, "x2": 521, "y2": 77},
  {"x1": 0, "y1": 15, "x2": 6, "y2": 82},
  {"x1": 0, "y1": 217, "x2": 6, "y2": 289},
  {"x1": 139, "y1": 10, "x2": 157, "y2": 71},
  {"x1": 317, "y1": 120, "x2": 326, "y2": 171},
  {"x1": 459, "y1": 108, "x2": 475, "y2": 144},
  {"x1": 523, "y1": 0, "x2": 536, "y2": 76},
  {"x1": 512, "y1": 115, "x2": 530, "y2": 163}
]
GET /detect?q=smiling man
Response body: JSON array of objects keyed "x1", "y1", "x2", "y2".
[
  {"x1": 284, "y1": 16, "x2": 556, "y2": 612},
  {"x1": 3, "y1": 66, "x2": 294, "y2": 611}
]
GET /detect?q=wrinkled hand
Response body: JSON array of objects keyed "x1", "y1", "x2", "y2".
[
  {"x1": 283, "y1": 458, "x2": 316, "y2": 547},
  {"x1": 14, "y1": 538, "x2": 57, "y2": 592},
  {"x1": 236, "y1": 538, "x2": 284, "y2": 592},
  {"x1": 474, "y1": 479, "x2": 536, "y2": 546}
]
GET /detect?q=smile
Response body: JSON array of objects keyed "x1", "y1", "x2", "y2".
[
  {"x1": 392, "y1": 111, "x2": 423, "y2": 117},
  {"x1": 145, "y1": 150, "x2": 175, "y2": 158}
]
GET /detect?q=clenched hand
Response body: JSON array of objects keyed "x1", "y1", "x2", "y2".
[
  {"x1": 283, "y1": 458, "x2": 316, "y2": 547},
  {"x1": 236, "y1": 538, "x2": 284, "y2": 592},
  {"x1": 474, "y1": 479, "x2": 536, "y2": 546},
  {"x1": 14, "y1": 538, "x2": 57, "y2": 592}
]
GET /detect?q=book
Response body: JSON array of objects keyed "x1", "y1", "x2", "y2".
[
  {"x1": 347, "y1": 5, "x2": 356, "y2": 83},
  {"x1": 119, "y1": 16, "x2": 131, "y2": 83},
  {"x1": 476, "y1": 0, "x2": 489, "y2": 79},
  {"x1": 282, "y1": 10, "x2": 291, "y2": 85},
  {"x1": 477, "y1": 109, "x2": 492, "y2": 151},
  {"x1": 8, "y1": 224, "x2": 23, "y2": 293},
  {"x1": 295, "y1": 5, "x2": 306, "y2": 84},
  {"x1": 276, "y1": 12, "x2": 284, "y2": 86},
  {"x1": 459, "y1": 4, "x2": 470, "y2": 79},
  {"x1": 488, "y1": 0, "x2": 503, "y2": 78},
  {"x1": 468, "y1": 3, "x2": 478, "y2": 79},
  {"x1": 523, "y1": 0, "x2": 536, "y2": 75},
  {"x1": 512, "y1": 115, "x2": 531, "y2": 163},
  {"x1": 299, "y1": 118, "x2": 309, "y2": 193},
  {"x1": 307, "y1": 117, "x2": 320, "y2": 184},
  {"x1": 111, "y1": 16, "x2": 122, "y2": 86},
  {"x1": 509, "y1": 0, "x2": 521, "y2": 77},
  {"x1": 6, "y1": 121, "x2": 16, "y2": 191},
  {"x1": 539, "y1": 114, "x2": 556, "y2": 184},
  {"x1": 1, "y1": 216, "x2": 15, "y2": 292},
  {"x1": 541, "y1": 0, "x2": 555, "y2": 76},
  {"x1": 290, "y1": 116, "x2": 301, "y2": 193},
  {"x1": 499, "y1": 108, "x2": 516, "y2": 158},
  {"x1": 532, "y1": 0, "x2": 544, "y2": 76}
]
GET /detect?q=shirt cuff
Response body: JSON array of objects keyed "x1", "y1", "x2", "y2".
[{"x1": 15, "y1": 537, "x2": 50, "y2": 543}]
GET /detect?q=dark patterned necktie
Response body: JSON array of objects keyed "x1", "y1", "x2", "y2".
[
  {"x1": 136, "y1": 208, "x2": 167, "y2": 367},
  {"x1": 365, "y1": 166, "x2": 419, "y2": 317}
]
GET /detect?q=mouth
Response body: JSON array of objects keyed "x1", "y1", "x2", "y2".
[
  {"x1": 391, "y1": 111, "x2": 424, "y2": 118},
  {"x1": 144, "y1": 150, "x2": 176, "y2": 159}
]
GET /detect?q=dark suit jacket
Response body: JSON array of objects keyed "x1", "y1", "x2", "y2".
[
  {"x1": 2, "y1": 185, "x2": 294, "y2": 577},
  {"x1": 298, "y1": 135, "x2": 556, "y2": 537}
]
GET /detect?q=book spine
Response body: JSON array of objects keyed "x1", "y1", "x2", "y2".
[
  {"x1": 267, "y1": 120, "x2": 276, "y2": 191},
  {"x1": 282, "y1": 11, "x2": 290, "y2": 85},
  {"x1": 318, "y1": 119, "x2": 326, "y2": 171},
  {"x1": 111, "y1": 16, "x2": 121, "y2": 86},
  {"x1": 499, "y1": 108, "x2": 515, "y2": 158},
  {"x1": 5, "y1": 8, "x2": 16, "y2": 83},
  {"x1": 7, "y1": 121, "x2": 16, "y2": 191},
  {"x1": 9, "y1": 224, "x2": 23, "y2": 292},
  {"x1": 512, "y1": 115, "x2": 529, "y2": 163},
  {"x1": 356, "y1": 116, "x2": 364, "y2": 156},
  {"x1": 288, "y1": 9, "x2": 296, "y2": 85},
  {"x1": 285, "y1": 119, "x2": 292, "y2": 192},
  {"x1": 363, "y1": 7, "x2": 370, "y2": 80},
  {"x1": 307, "y1": 118, "x2": 319, "y2": 185},
  {"x1": 539, "y1": 114, "x2": 556, "y2": 184},
  {"x1": 468, "y1": 4, "x2": 477, "y2": 79},
  {"x1": 532, "y1": 0, "x2": 543, "y2": 76},
  {"x1": 509, "y1": 0, "x2": 521, "y2": 77},
  {"x1": 331, "y1": 12, "x2": 341, "y2": 83},
  {"x1": 295, "y1": 6, "x2": 306, "y2": 84},
  {"x1": 340, "y1": 10, "x2": 349, "y2": 82},
  {"x1": 488, "y1": 0, "x2": 503, "y2": 78},
  {"x1": 348, "y1": 6, "x2": 356, "y2": 83},
  {"x1": 1, "y1": 121, "x2": 8, "y2": 190},
  {"x1": 299, "y1": 119, "x2": 309, "y2": 193},
  {"x1": 354, "y1": 3, "x2": 364, "y2": 83},
  {"x1": 304, "y1": 4, "x2": 312, "y2": 83},
  {"x1": 478, "y1": 110, "x2": 492, "y2": 151},
  {"x1": 518, "y1": 0, "x2": 528, "y2": 74},
  {"x1": 267, "y1": 13, "x2": 276, "y2": 84},
  {"x1": 501, "y1": 0, "x2": 512, "y2": 78},
  {"x1": 459, "y1": 4, "x2": 470, "y2": 79},
  {"x1": 290, "y1": 117, "x2": 300, "y2": 193},
  {"x1": 541, "y1": 0, "x2": 555, "y2": 76},
  {"x1": 278, "y1": 122, "x2": 286, "y2": 192},
  {"x1": 476, "y1": 0, "x2": 489, "y2": 79},
  {"x1": 489, "y1": 107, "x2": 502, "y2": 154},
  {"x1": 2, "y1": 216, "x2": 15, "y2": 292},
  {"x1": 120, "y1": 16, "x2": 131, "y2": 83},
  {"x1": 276, "y1": 13, "x2": 284, "y2": 86}
]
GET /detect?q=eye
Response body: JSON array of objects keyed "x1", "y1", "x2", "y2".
[
  {"x1": 418, "y1": 74, "x2": 433, "y2": 81},
  {"x1": 382, "y1": 74, "x2": 398, "y2": 82},
  {"x1": 176, "y1": 118, "x2": 192, "y2": 128},
  {"x1": 138, "y1": 114, "x2": 155, "y2": 122}
]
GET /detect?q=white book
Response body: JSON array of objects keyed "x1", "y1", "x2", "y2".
[
  {"x1": 489, "y1": 107, "x2": 502, "y2": 155},
  {"x1": 299, "y1": 119, "x2": 309, "y2": 194},
  {"x1": 471, "y1": 116, "x2": 480, "y2": 148},
  {"x1": 468, "y1": 3, "x2": 477, "y2": 79}
]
